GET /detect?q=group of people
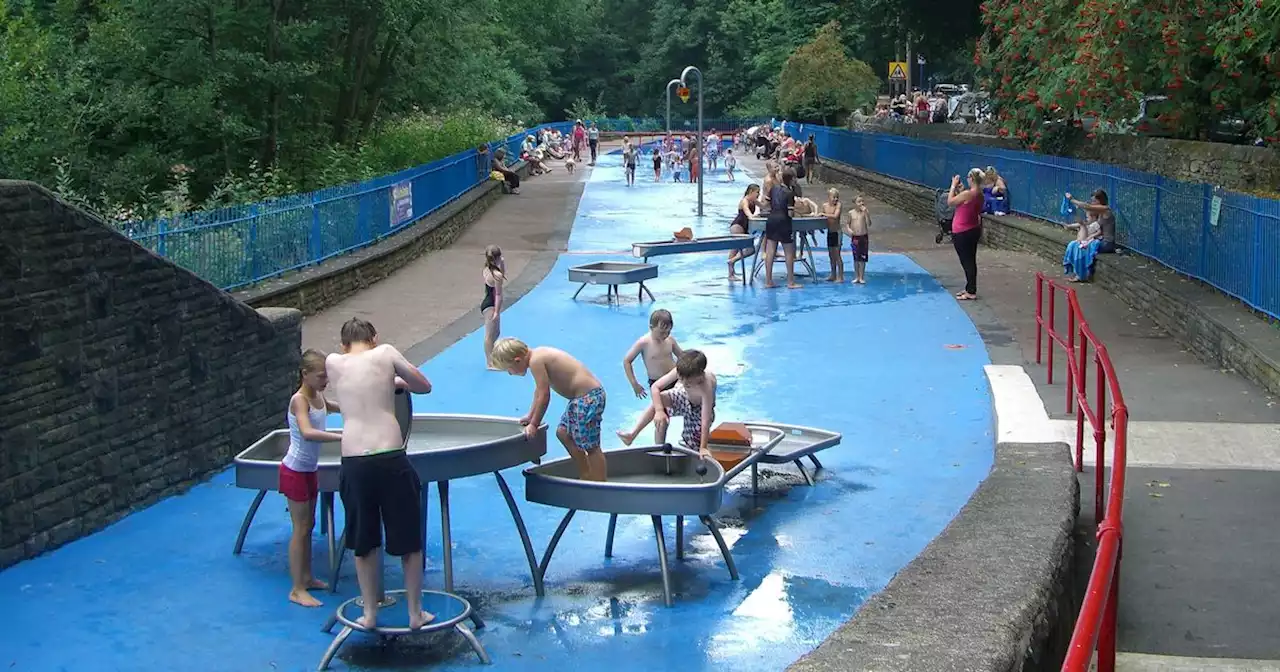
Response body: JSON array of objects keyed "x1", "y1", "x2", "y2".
[
  {"x1": 941, "y1": 165, "x2": 1116, "y2": 300},
  {"x1": 741, "y1": 128, "x2": 821, "y2": 186}
]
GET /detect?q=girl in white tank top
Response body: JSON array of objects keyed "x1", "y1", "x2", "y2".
[{"x1": 281, "y1": 350, "x2": 342, "y2": 608}]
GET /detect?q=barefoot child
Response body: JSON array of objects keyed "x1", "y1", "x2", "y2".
[
  {"x1": 724, "y1": 148, "x2": 737, "y2": 182},
  {"x1": 491, "y1": 338, "x2": 609, "y2": 481},
  {"x1": 622, "y1": 309, "x2": 684, "y2": 398},
  {"x1": 481, "y1": 245, "x2": 505, "y2": 369},
  {"x1": 617, "y1": 350, "x2": 717, "y2": 459},
  {"x1": 325, "y1": 318, "x2": 434, "y2": 631},
  {"x1": 652, "y1": 148, "x2": 663, "y2": 182},
  {"x1": 823, "y1": 188, "x2": 844, "y2": 282},
  {"x1": 845, "y1": 195, "x2": 871, "y2": 284},
  {"x1": 282, "y1": 350, "x2": 343, "y2": 607},
  {"x1": 728, "y1": 184, "x2": 761, "y2": 280}
]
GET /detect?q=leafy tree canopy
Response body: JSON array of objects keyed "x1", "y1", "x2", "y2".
[{"x1": 778, "y1": 21, "x2": 880, "y2": 123}]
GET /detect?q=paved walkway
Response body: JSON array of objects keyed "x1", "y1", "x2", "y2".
[
  {"x1": 748, "y1": 155, "x2": 1280, "y2": 668},
  {"x1": 300, "y1": 159, "x2": 593, "y2": 359}
]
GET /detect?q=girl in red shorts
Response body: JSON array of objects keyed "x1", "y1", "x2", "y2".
[{"x1": 282, "y1": 349, "x2": 343, "y2": 607}]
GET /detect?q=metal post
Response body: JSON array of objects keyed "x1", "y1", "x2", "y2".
[
  {"x1": 665, "y1": 79, "x2": 681, "y2": 137},
  {"x1": 680, "y1": 66, "x2": 704, "y2": 217}
]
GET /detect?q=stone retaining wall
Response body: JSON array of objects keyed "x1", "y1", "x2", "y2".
[
  {"x1": 233, "y1": 163, "x2": 529, "y2": 315},
  {"x1": 0, "y1": 181, "x2": 302, "y2": 569},
  {"x1": 851, "y1": 119, "x2": 1280, "y2": 195},
  {"x1": 818, "y1": 160, "x2": 1280, "y2": 397},
  {"x1": 788, "y1": 442, "x2": 1079, "y2": 672}
]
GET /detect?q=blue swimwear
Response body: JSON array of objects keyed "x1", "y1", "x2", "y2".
[{"x1": 559, "y1": 387, "x2": 606, "y2": 452}]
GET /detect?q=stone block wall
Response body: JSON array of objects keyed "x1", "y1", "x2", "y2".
[
  {"x1": 0, "y1": 181, "x2": 302, "y2": 569},
  {"x1": 852, "y1": 119, "x2": 1280, "y2": 195}
]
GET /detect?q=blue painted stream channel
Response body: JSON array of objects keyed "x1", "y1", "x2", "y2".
[{"x1": 0, "y1": 149, "x2": 994, "y2": 671}]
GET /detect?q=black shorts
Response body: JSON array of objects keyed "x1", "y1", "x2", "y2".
[
  {"x1": 826, "y1": 230, "x2": 842, "y2": 248},
  {"x1": 340, "y1": 450, "x2": 423, "y2": 557},
  {"x1": 851, "y1": 234, "x2": 870, "y2": 261},
  {"x1": 765, "y1": 214, "x2": 793, "y2": 243},
  {"x1": 648, "y1": 377, "x2": 677, "y2": 392}
]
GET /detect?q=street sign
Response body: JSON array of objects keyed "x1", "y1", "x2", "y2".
[
  {"x1": 677, "y1": 86, "x2": 690, "y2": 103},
  {"x1": 888, "y1": 62, "x2": 908, "y2": 81},
  {"x1": 917, "y1": 55, "x2": 926, "y2": 65}
]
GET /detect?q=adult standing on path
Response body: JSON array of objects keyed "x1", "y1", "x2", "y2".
[
  {"x1": 572, "y1": 120, "x2": 586, "y2": 162},
  {"x1": 588, "y1": 122, "x2": 600, "y2": 165},
  {"x1": 946, "y1": 168, "x2": 985, "y2": 300}
]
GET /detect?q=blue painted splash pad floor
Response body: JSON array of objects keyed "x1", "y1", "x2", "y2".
[{"x1": 0, "y1": 153, "x2": 993, "y2": 672}]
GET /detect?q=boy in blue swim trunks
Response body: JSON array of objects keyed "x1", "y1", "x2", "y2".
[{"x1": 491, "y1": 337, "x2": 608, "y2": 481}]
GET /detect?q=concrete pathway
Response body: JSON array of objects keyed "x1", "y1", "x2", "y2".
[
  {"x1": 300, "y1": 159, "x2": 593, "y2": 360},
  {"x1": 746, "y1": 155, "x2": 1280, "y2": 668}
]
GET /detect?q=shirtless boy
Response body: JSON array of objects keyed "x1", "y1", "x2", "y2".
[
  {"x1": 491, "y1": 338, "x2": 608, "y2": 481},
  {"x1": 617, "y1": 350, "x2": 717, "y2": 458},
  {"x1": 622, "y1": 309, "x2": 684, "y2": 398},
  {"x1": 845, "y1": 195, "x2": 872, "y2": 284},
  {"x1": 324, "y1": 318, "x2": 434, "y2": 631}
]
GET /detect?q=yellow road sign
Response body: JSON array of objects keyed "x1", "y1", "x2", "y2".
[
  {"x1": 677, "y1": 86, "x2": 691, "y2": 103},
  {"x1": 888, "y1": 62, "x2": 908, "y2": 80}
]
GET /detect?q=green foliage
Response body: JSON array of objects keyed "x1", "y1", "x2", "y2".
[
  {"x1": 2, "y1": 0, "x2": 982, "y2": 223},
  {"x1": 977, "y1": 0, "x2": 1279, "y2": 148},
  {"x1": 778, "y1": 22, "x2": 880, "y2": 123}
]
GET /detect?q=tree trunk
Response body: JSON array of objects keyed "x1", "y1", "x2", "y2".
[{"x1": 263, "y1": 0, "x2": 286, "y2": 167}]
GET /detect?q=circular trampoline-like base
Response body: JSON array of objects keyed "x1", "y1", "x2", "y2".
[
  {"x1": 318, "y1": 590, "x2": 490, "y2": 670},
  {"x1": 354, "y1": 595, "x2": 399, "y2": 609}
]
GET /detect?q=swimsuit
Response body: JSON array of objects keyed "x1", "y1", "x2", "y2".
[
  {"x1": 481, "y1": 282, "x2": 496, "y2": 311},
  {"x1": 731, "y1": 204, "x2": 750, "y2": 232},
  {"x1": 664, "y1": 385, "x2": 711, "y2": 451},
  {"x1": 648, "y1": 377, "x2": 677, "y2": 392},
  {"x1": 851, "y1": 235, "x2": 870, "y2": 261},
  {"x1": 765, "y1": 185, "x2": 794, "y2": 243},
  {"x1": 339, "y1": 449, "x2": 423, "y2": 557},
  {"x1": 559, "y1": 387, "x2": 606, "y2": 452}
]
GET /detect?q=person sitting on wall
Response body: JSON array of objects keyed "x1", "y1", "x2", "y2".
[
  {"x1": 490, "y1": 148, "x2": 520, "y2": 195},
  {"x1": 1062, "y1": 210, "x2": 1103, "y2": 282},
  {"x1": 1066, "y1": 189, "x2": 1117, "y2": 253},
  {"x1": 982, "y1": 166, "x2": 1010, "y2": 215}
]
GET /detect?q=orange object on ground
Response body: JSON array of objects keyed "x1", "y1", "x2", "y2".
[
  {"x1": 709, "y1": 422, "x2": 752, "y2": 446},
  {"x1": 710, "y1": 449, "x2": 747, "y2": 471},
  {"x1": 673, "y1": 227, "x2": 694, "y2": 240}
]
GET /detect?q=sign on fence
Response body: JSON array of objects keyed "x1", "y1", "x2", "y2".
[
  {"x1": 888, "y1": 62, "x2": 908, "y2": 81},
  {"x1": 1210, "y1": 193, "x2": 1223, "y2": 227},
  {"x1": 391, "y1": 181, "x2": 413, "y2": 227}
]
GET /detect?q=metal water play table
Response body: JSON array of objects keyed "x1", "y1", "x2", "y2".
[
  {"x1": 631, "y1": 234, "x2": 756, "y2": 281},
  {"x1": 232, "y1": 393, "x2": 549, "y2": 605},
  {"x1": 317, "y1": 590, "x2": 488, "y2": 670},
  {"x1": 568, "y1": 261, "x2": 658, "y2": 301},
  {"x1": 523, "y1": 424, "x2": 786, "y2": 607},
  {"x1": 746, "y1": 216, "x2": 829, "y2": 282}
]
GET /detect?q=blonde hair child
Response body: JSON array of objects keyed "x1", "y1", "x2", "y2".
[
  {"x1": 281, "y1": 349, "x2": 342, "y2": 607},
  {"x1": 482, "y1": 245, "x2": 506, "y2": 370}
]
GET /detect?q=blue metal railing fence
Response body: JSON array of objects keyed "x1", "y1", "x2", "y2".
[
  {"x1": 804, "y1": 125, "x2": 1280, "y2": 320},
  {"x1": 126, "y1": 122, "x2": 573, "y2": 291},
  {"x1": 126, "y1": 118, "x2": 773, "y2": 291}
]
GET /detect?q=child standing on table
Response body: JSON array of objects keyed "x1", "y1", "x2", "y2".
[
  {"x1": 622, "y1": 309, "x2": 684, "y2": 398},
  {"x1": 282, "y1": 349, "x2": 343, "y2": 608},
  {"x1": 491, "y1": 338, "x2": 609, "y2": 481},
  {"x1": 325, "y1": 318, "x2": 434, "y2": 631},
  {"x1": 845, "y1": 195, "x2": 872, "y2": 284},
  {"x1": 617, "y1": 350, "x2": 717, "y2": 459},
  {"x1": 823, "y1": 188, "x2": 844, "y2": 283}
]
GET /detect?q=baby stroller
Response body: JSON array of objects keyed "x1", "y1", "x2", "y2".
[{"x1": 934, "y1": 189, "x2": 956, "y2": 244}]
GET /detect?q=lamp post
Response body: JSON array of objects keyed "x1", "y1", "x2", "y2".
[
  {"x1": 680, "y1": 66, "x2": 704, "y2": 217},
  {"x1": 665, "y1": 79, "x2": 682, "y2": 136}
]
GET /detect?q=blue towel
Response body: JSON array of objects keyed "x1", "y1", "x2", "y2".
[
  {"x1": 1059, "y1": 195, "x2": 1076, "y2": 218},
  {"x1": 1063, "y1": 240, "x2": 1101, "y2": 280}
]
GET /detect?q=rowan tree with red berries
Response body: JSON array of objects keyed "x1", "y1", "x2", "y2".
[{"x1": 975, "y1": 0, "x2": 1279, "y2": 151}]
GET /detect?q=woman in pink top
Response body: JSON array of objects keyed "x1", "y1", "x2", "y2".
[
  {"x1": 947, "y1": 168, "x2": 986, "y2": 300},
  {"x1": 572, "y1": 121, "x2": 586, "y2": 162}
]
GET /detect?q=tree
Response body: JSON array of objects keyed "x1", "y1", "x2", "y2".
[
  {"x1": 977, "y1": 0, "x2": 1279, "y2": 150},
  {"x1": 777, "y1": 21, "x2": 879, "y2": 124}
]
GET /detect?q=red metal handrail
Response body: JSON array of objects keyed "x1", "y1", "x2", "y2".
[{"x1": 1034, "y1": 272, "x2": 1130, "y2": 672}]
